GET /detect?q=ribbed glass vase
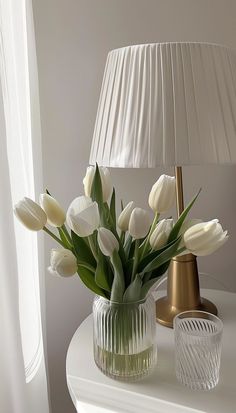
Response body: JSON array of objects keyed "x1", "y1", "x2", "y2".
[{"x1": 93, "y1": 293, "x2": 157, "y2": 381}]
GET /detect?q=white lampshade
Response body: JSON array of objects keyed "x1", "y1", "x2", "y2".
[{"x1": 90, "y1": 42, "x2": 236, "y2": 167}]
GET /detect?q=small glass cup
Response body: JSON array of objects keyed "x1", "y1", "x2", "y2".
[{"x1": 174, "y1": 310, "x2": 223, "y2": 390}]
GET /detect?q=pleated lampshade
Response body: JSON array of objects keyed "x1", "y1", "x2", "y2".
[{"x1": 89, "y1": 42, "x2": 236, "y2": 167}]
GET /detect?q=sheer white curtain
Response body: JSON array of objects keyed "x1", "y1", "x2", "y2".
[{"x1": 0, "y1": 0, "x2": 50, "y2": 412}]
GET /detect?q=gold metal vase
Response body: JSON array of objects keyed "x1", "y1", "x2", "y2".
[{"x1": 155, "y1": 166, "x2": 218, "y2": 328}]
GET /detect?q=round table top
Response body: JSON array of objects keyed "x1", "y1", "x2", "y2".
[{"x1": 66, "y1": 289, "x2": 236, "y2": 413}]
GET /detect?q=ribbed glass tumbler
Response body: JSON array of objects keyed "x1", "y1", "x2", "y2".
[
  {"x1": 93, "y1": 294, "x2": 157, "y2": 381},
  {"x1": 174, "y1": 311, "x2": 223, "y2": 390}
]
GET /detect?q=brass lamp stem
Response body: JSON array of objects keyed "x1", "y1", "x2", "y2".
[
  {"x1": 175, "y1": 166, "x2": 184, "y2": 217},
  {"x1": 155, "y1": 165, "x2": 217, "y2": 328}
]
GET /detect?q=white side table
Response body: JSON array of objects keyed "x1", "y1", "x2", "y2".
[{"x1": 66, "y1": 290, "x2": 236, "y2": 413}]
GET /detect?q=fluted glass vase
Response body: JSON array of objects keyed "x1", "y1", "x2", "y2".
[{"x1": 93, "y1": 293, "x2": 157, "y2": 381}]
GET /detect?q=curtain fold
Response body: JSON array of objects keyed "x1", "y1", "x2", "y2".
[
  {"x1": 0, "y1": 0, "x2": 50, "y2": 411},
  {"x1": 0, "y1": 84, "x2": 30, "y2": 413}
]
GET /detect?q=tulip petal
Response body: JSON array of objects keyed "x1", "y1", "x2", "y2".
[
  {"x1": 66, "y1": 196, "x2": 100, "y2": 237},
  {"x1": 83, "y1": 166, "x2": 112, "y2": 202},
  {"x1": 14, "y1": 197, "x2": 47, "y2": 231},
  {"x1": 192, "y1": 235, "x2": 228, "y2": 256},
  {"x1": 118, "y1": 201, "x2": 135, "y2": 231},
  {"x1": 39, "y1": 194, "x2": 65, "y2": 227},
  {"x1": 148, "y1": 175, "x2": 175, "y2": 213},
  {"x1": 77, "y1": 202, "x2": 100, "y2": 230},
  {"x1": 69, "y1": 214, "x2": 95, "y2": 237},
  {"x1": 50, "y1": 248, "x2": 77, "y2": 276},
  {"x1": 68, "y1": 196, "x2": 92, "y2": 215},
  {"x1": 97, "y1": 227, "x2": 119, "y2": 256},
  {"x1": 184, "y1": 219, "x2": 228, "y2": 256},
  {"x1": 149, "y1": 218, "x2": 173, "y2": 250},
  {"x1": 129, "y1": 208, "x2": 151, "y2": 239}
]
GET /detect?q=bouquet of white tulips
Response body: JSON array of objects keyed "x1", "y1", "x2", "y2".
[{"x1": 14, "y1": 165, "x2": 228, "y2": 303}]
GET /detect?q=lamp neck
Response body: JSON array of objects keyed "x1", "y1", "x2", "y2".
[{"x1": 175, "y1": 166, "x2": 184, "y2": 218}]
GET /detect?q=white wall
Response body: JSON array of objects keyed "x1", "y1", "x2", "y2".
[{"x1": 32, "y1": 1, "x2": 236, "y2": 412}]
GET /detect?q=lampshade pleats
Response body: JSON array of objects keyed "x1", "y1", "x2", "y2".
[{"x1": 90, "y1": 43, "x2": 236, "y2": 167}]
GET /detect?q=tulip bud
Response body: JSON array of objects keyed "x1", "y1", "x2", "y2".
[
  {"x1": 39, "y1": 193, "x2": 66, "y2": 227},
  {"x1": 14, "y1": 197, "x2": 47, "y2": 231},
  {"x1": 148, "y1": 174, "x2": 176, "y2": 213},
  {"x1": 97, "y1": 227, "x2": 119, "y2": 257},
  {"x1": 149, "y1": 219, "x2": 173, "y2": 250},
  {"x1": 117, "y1": 201, "x2": 135, "y2": 231},
  {"x1": 49, "y1": 248, "x2": 77, "y2": 277},
  {"x1": 83, "y1": 166, "x2": 112, "y2": 202},
  {"x1": 128, "y1": 208, "x2": 151, "y2": 240},
  {"x1": 66, "y1": 196, "x2": 100, "y2": 237},
  {"x1": 183, "y1": 219, "x2": 228, "y2": 256}
]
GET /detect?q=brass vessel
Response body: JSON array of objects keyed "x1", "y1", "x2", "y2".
[{"x1": 155, "y1": 167, "x2": 218, "y2": 328}]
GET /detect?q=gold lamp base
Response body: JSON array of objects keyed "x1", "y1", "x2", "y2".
[
  {"x1": 155, "y1": 166, "x2": 218, "y2": 328},
  {"x1": 156, "y1": 254, "x2": 218, "y2": 328}
]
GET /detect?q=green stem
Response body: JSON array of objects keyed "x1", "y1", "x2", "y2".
[
  {"x1": 43, "y1": 227, "x2": 66, "y2": 248},
  {"x1": 112, "y1": 227, "x2": 126, "y2": 265},
  {"x1": 61, "y1": 224, "x2": 72, "y2": 246},
  {"x1": 110, "y1": 250, "x2": 125, "y2": 302},
  {"x1": 120, "y1": 231, "x2": 125, "y2": 245},
  {"x1": 88, "y1": 235, "x2": 98, "y2": 261},
  {"x1": 131, "y1": 239, "x2": 140, "y2": 282},
  {"x1": 140, "y1": 212, "x2": 159, "y2": 260}
]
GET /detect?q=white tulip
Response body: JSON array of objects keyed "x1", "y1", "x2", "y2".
[
  {"x1": 97, "y1": 227, "x2": 119, "y2": 257},
  {"x1": 183, "y1": 219, "x2": 228, "y2": 256},
  {"x1": 49, "y1": 248, "x2": 77, "y2": 277},
  {"x1": 179, "y1": 219, "x2": 203, "y2": 235},
  {"x1": 150, "y1": 219, "x2": 173, "y2": 250},
  {"x1": 39, "y1": 193, "x2": 66, "y2": 227},
  {"x1": 83, "y1": 166, "x2": 112, "y2": 202},
  {"x1": 14, "y1": 197, "x2": 47, "y2": 231},
  {"x1": 148, "y1": 174, "x2": 176, "y2": 213},
  {"x1": 66, "y1": 196, "x2": 100, "y2": 237},
  {"x1": 175, "y1": 218, "x2": 203, "y2": 255},
  {"x1": 117, "y1": 201, "x2": 135, "y2": 231},
  {"x1": 128, "y1": 208, "x2": 151, "y2": 240}
]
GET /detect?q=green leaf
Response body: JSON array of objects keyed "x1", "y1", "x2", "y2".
[
  {"x1": 110, "y1": 250, "x2": 125, "y2": 302},
  {"x1": 142, "y1": 271, "x2": 152, "y2": 283},
  {"x1": 138, "y1": 238, "x2": 178, "y2": 272},
  {"x1": 150, "y1": 261, "x2": 170, "y2": 280},
  {"x1": 168, "y1": 189, "x2": 201, "y2": 243},
  {"x1": 77, "y1": 266, "x2": 107, "y2": 298},
  {"x1": 143, "y1": 261, "x2": 170, "y2": 283},
  {"x1": 141, "y1": 236, "x2": 181, "y2": 274},
  {"x1": 141, "y1": 264, "x2": 170, "y2": 298},
  {"x1": 110, "y1": 188, "x2": 116, "y2": 228},
  {"x1": 124, "y1": 234, "x2": 132, "y2": 259},
  {"x1": 103, "y1": 202, "x2": 113, "y2": 230},
  {"x1": 123, "y1": 273, "x2": 142, "y2": 302},
  {"x1": 95, "y1": 250, "x2": 112, "y2": 293},
  {"x1": 140, "y1": 274, "x2": 163, "y2": 299},
  {"x1": 71, "y1": 231, "x2": 96, "y2": 267},
  {"x1": 78, "y1": 261, "x2": 96, "y2": 273},
  {"x1": 91, "y1": 163, "x2": 103, "y2": 208}
]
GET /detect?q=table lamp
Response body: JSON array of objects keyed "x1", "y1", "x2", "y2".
[{"x1": 89, "y1": 42, "x2": 236, "y2": 327}]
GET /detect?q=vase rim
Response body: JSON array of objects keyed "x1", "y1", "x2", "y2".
[{"x1": 95, "y1": 293, "x2": 153, "y2": 305}]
